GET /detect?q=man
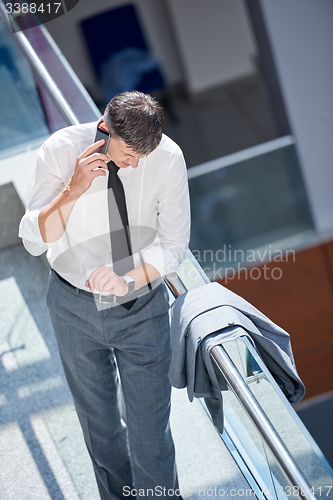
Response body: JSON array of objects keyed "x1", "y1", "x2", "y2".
[{"x1": 19, "y1": 91, "x2": 190, "y2": 500}]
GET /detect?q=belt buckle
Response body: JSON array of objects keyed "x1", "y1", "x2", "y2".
[{"x1": 99, "y1": 292, "x2": 117, "y2": 304}]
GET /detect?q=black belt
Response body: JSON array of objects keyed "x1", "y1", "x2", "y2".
[{"x1": 53, "y1": 270, "x2": 94, "y2": 297}]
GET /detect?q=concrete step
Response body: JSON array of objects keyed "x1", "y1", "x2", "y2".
[{"x1": 0, "y1": 146, "x2": 41, "y2": 251}]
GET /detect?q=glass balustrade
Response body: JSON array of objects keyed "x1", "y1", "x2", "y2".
[
  {"x1": 0, "y1": 16, "x2": 100, "y2": 158},
  {"x1": 168, "y1": 251, "x2": 333, "y2": 498},
  {"x1": 0, "y1": 20, "x2": 49, "y2": 156},
  {"x1": 187, "y1": 140, "x2": 316, "y2": 279},
  {"x1": 234, "y1": 338, "x2": 333, "y2": 497}
]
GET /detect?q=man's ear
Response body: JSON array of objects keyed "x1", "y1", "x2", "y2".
[{"x1": 98, "y1": 121, "x2": 108, "y2": 131}]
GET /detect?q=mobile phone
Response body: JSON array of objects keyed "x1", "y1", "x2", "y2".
[{"x1": 94, "y1": 127, "x2": 110, "y2": 154}]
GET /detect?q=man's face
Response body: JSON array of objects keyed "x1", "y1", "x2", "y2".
[{"x1": 107, "y1": 135, "x2": 145, "y2": 169}]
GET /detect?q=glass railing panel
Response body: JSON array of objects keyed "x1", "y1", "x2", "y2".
[
  {"x1": 222, "y1": 338, "x2": 333, "y2": 497},
  {"x1": 221, "y1": 385, "x2": 292, "y2": 499},
  {"x1": 23, "y1": 24, "x2": 100, "y2": 129},
  {"x1": 188, "y1": 139, "x2": 316, "y2": 279},
  {"x1": 0, "y1": 14, "x2": 100, "y2": 158},
  {"x1": 215, "y1": 338, "x2": 291, "y2": 498},
  {"x1": 0, "y1": 20, "x2": 49, "y2": 156},
  {"x1": 176, "y1": 251, "x2": 210, "y2": 292}
]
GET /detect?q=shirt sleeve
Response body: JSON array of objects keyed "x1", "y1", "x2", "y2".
[
  {"x1": 18, "y1": 142, "x2": 69, "y2": 256},
  {"x1": 141, "y1": 151, "x2": 191, "y2": 276}
]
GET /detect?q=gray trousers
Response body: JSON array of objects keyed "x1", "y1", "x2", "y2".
[{"x1": 46, "y1": 270, "x2": 179, "y2": 500}]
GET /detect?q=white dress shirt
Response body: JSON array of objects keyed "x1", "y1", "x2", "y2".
[{"x1": 19, "y1": 121, "x2": 191, "y2": 290}]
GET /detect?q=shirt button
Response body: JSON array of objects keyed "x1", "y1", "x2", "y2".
[{"x1": 228, "y1": 321, "x2": 235, "y2": 325}]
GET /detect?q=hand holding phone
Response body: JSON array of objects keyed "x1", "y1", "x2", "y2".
[{"x1": 69, "y1": 134, "x2": 110, "y2": 196}]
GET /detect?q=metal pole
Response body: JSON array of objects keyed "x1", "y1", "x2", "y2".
[
  {"x1": 164, "y1": 272, "x2": 187, "y2": 297},
  {"x1": 210, "y1": 345, "x2": 318, "y2": 500},
  {"x1": 0, "y1": 2, "x2": 80, "y2": 126}
]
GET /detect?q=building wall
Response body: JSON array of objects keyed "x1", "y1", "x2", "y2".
[
  {"x1": 259, "y1": 0, "x2": 333, "y2": 235},
  {"x1": 166, "y1": 0, "x2": 257, "y2": 93}
]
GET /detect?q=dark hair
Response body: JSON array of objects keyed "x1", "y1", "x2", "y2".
[{"x1": 104, "y1": 91, "x2": 164, "y2": 155}]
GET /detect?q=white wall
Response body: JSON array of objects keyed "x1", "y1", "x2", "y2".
[
  {"x1": 260, "y1": 0, "x2": 333, "y2": 235},
  {"x1": 46, "y1": 0, "x2": 183, "y2": 100},
  {"x1": 166, "y1": 0, "x2": 257, "y2": 93}
]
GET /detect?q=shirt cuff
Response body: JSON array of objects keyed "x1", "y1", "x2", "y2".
[{"x1": 19, "y1": 209, "x2": 48, "y2": 255}]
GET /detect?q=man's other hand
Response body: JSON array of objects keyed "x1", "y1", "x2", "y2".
[{"x1": 86, "y1": 266, "x2": 128, "y2": 296}]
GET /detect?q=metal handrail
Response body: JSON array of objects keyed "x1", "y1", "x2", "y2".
[
  {"x1": 164, "y1": 250, "x2": 318, "y2": 500},
  {"x1": 187, "y1": 135, "x2": 295, "y2": 179},
  {"x1": 0, "y1": 2, "x2": 79, "y2": 126}
]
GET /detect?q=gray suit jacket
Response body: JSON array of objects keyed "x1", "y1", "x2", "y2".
[{"x1": 169, "y1": 282, "x2": 305, "y2": 432}]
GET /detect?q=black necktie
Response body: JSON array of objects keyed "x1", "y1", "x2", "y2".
[{"x1": 107, "y1": 161, "x2": 136, "y2": 308}]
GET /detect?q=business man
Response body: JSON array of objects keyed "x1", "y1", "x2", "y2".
[{"x1": 19, "y1": 91, "x2": 190, "y2": 500}]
